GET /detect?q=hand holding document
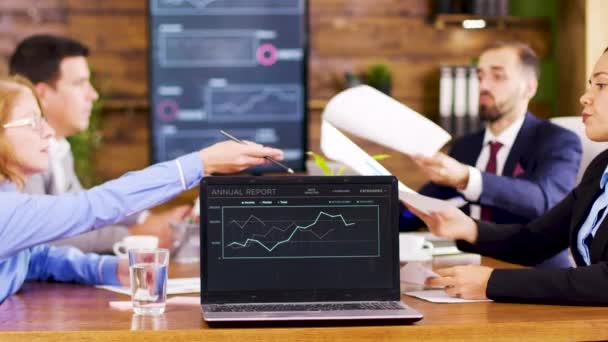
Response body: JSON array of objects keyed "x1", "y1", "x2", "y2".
[
  {"x1": 399, "y1": 191, "x2": 463, "y2": 215},
  {"x1": 320, "y1": 86, "x2": 456, "y2": 214}
]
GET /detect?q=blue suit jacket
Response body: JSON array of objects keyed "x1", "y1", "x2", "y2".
[{"x1": 401, "y1": 113, "x2": 583, "y2": 230}]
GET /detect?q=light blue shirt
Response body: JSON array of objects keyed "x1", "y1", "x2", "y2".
[
  {"x1": 0, "y1": 152, "x2": 203, "y2": 303},
  {"x1": 577, "y1": 163, "x2": 608, "y2": 265}
]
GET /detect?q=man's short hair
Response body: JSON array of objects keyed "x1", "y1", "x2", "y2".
[
  {"x1": 9, "y1": 34, "x2": 89, "y2": 85},
  {"x1": 482, "y1": 41, "x2": 540, "y2": 81}
]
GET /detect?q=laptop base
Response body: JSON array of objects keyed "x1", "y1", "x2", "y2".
[{"x1": 202, "y1": 301, "x2": 423, "y2": 322}]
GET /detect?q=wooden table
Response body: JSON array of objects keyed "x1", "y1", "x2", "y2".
[{"x1": 2, "y1": 261, "x2": 608, "y2": 341}]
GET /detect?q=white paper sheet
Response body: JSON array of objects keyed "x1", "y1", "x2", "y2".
[
  {"x1": 405, "y1": 290, "x2": 492, "y2": 303},
  {"x1": 398, "y1": 189, "x2": 458, "y2": 215},
  {"x1": 320, "y1": 120, "x2": 456, "y2": 213},
  {"x1": 400, "y1": 262, "x2": 439, "y2": 285},
  {"x1": 320, "y1": 121, "x2": 416, "y2": 193},
  {"x1": 96, "y1": 277, "x2": 200, "y2": 296},
  {"x1": 320, "y1": 120, "x2": 400, "y2": 180},
  {"x1": 323, "y1": 85, "x2": 451, "y2": 157}
]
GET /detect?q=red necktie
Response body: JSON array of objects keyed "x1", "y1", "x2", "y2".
[{"x1": 480, "y1": 141, "x2": 503, "y2": 221}]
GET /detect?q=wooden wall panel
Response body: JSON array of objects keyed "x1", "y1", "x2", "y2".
[
  {"x1": 67, "y1": 15, "x2": 148, "y2": 52},
  {"x1": 93, "y1": 109, "x2": 150, "y2": 181},
  {"x1": 311, "y1": 17, "x2": 549, "y2": 58},
  {"x1": 87, "y1": 52, "x2": 148, "y2": 100},
  {"x1": 309, "y1": 0, "x2": 431, "y2": 17},
  {"x1": 65, "y1": 0, "x2": 146, "y2": 12},
  {"x1": 66, "y1": 14, "x2": 149, "y2": 100},
  {"x1": 0, "y1": 0, "x2": 64, "y2": 10},
  {"x1": 0, "y1": 13, "x2": 66, "y2": 42},
  {"x1": 556, "y1": 0, "x2": 586, "y2": 117}
]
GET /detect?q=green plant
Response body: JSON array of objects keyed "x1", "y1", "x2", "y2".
[
  {"x1": 307, "y1": 151, "x2": 391, "y2": 176},
  {"x1": 365, "y1": 63, "x2": 393, "y2": 95},
  {"x1": 66, "y1": 95, "x2": 103, "y2": 188}
]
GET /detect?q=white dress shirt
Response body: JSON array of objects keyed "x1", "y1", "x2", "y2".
[
  {"x1": 460, "y1": 115, "x2": 526, "y2": 219},
  {"x1": 48, "y1": 138, "x2": 71, "y2": 193},
  {"x1": 49, "y1": 138, "x2": 151, "y2": 225}
]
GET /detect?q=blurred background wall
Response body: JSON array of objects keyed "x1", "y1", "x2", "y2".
[{"x1": 0, "y1": 0, "x2": 601, "y2": 191}]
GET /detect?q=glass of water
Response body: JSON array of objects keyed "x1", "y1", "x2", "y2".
[{"x1": 128, "y1": 248, "x2": 169, "y2": 315}]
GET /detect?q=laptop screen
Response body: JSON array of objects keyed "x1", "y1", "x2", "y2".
[{"x1": 200, "y1": 176, "x2": 399, "y2": 303}]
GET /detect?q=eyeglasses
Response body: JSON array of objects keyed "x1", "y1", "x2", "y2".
[{"x1": 2, "y1": 114, "x2": 46, "y2": 133}]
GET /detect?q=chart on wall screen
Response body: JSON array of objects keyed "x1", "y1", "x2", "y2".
[{"x1": 148, "y1": 0, "x2": 307, "y2": 172}]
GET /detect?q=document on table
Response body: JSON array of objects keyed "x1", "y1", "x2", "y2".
[
  {"x1": 323, "y1": 85, "x2": 451, "y2": 157},
  {"x1": 96, "y1": 277, "x2": 200, "y2": 296},
  {"x1": 405, "y1": 290, "x2": 492, "y2": 303},
  {"x1": 320, "y1": 120, "x2": 456, "y2": 214}
]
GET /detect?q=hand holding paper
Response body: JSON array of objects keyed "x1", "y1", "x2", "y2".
[
  {"x1": 399, "y1": 191, "x2": 459, "y2": 215},
  {"x1": 321, "y1": 120, "x2": 452, "y2": 214},
  {"x1": 320, "y1": 85, "x2": 457, "y2": 215},
  {"x1": 412, "y1": 152, "x2": 470, "y2": 190},
  {"x1": 404, "y1": 202, "x2": 477, "y2": 242},
  {"x1": 321, "y1": 125, "x2": 457, "y2": 215}
]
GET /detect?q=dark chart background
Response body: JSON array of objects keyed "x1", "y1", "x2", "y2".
[
  {"x1": 204, "y1": 183, "x2": 396, "y2": 292},
  {"x1": 149, "y1": 0, "x2": 307, "y2": 172}
]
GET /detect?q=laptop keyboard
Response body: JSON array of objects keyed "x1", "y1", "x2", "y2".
[{"x1": 205, "y1": 301, "x2": 405, "y2": 312}]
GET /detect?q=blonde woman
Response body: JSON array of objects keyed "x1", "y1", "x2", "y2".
[
  {"x1": 0, "y1": 76, "x2": 283, "y2": 302},
  {"x1": 407, "y1": 47, "x2": 608, "y2": 305}
]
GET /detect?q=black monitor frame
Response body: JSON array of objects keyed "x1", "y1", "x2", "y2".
[
  {"x1": 199, "y1": 176, "x2": 400, "y2": 304},
  {"x1": 146, "y1": 0, "x2": 309, "y2": 173}
]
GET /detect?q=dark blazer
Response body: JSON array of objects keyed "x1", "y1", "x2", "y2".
[
  {"x1": 400, "y1": 113, "x2": 582, "y2": 229},
  {"x1": 457, "y1": 149, "x2": 608, "y2": 305}
]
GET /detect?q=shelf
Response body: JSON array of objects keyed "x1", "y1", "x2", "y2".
[
  {"x1": 101, "y1": 98, "x2": 332, "y2": 112},
  {"x1": 434, "y1": 14, "x2": 549, "y2": 30}
]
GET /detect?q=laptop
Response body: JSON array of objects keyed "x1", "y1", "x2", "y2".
[{"x1": 199, "y1": 176, "x2": 423, "y2": 322}]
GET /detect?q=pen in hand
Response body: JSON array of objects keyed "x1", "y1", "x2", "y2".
[{"x1": 219, "y1": 130, "x2": 294, "y2": 174}]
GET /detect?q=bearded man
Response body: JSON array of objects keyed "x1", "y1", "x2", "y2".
[{"x1": 400, "y1": 41, "x2": 582, "y2": 268}]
